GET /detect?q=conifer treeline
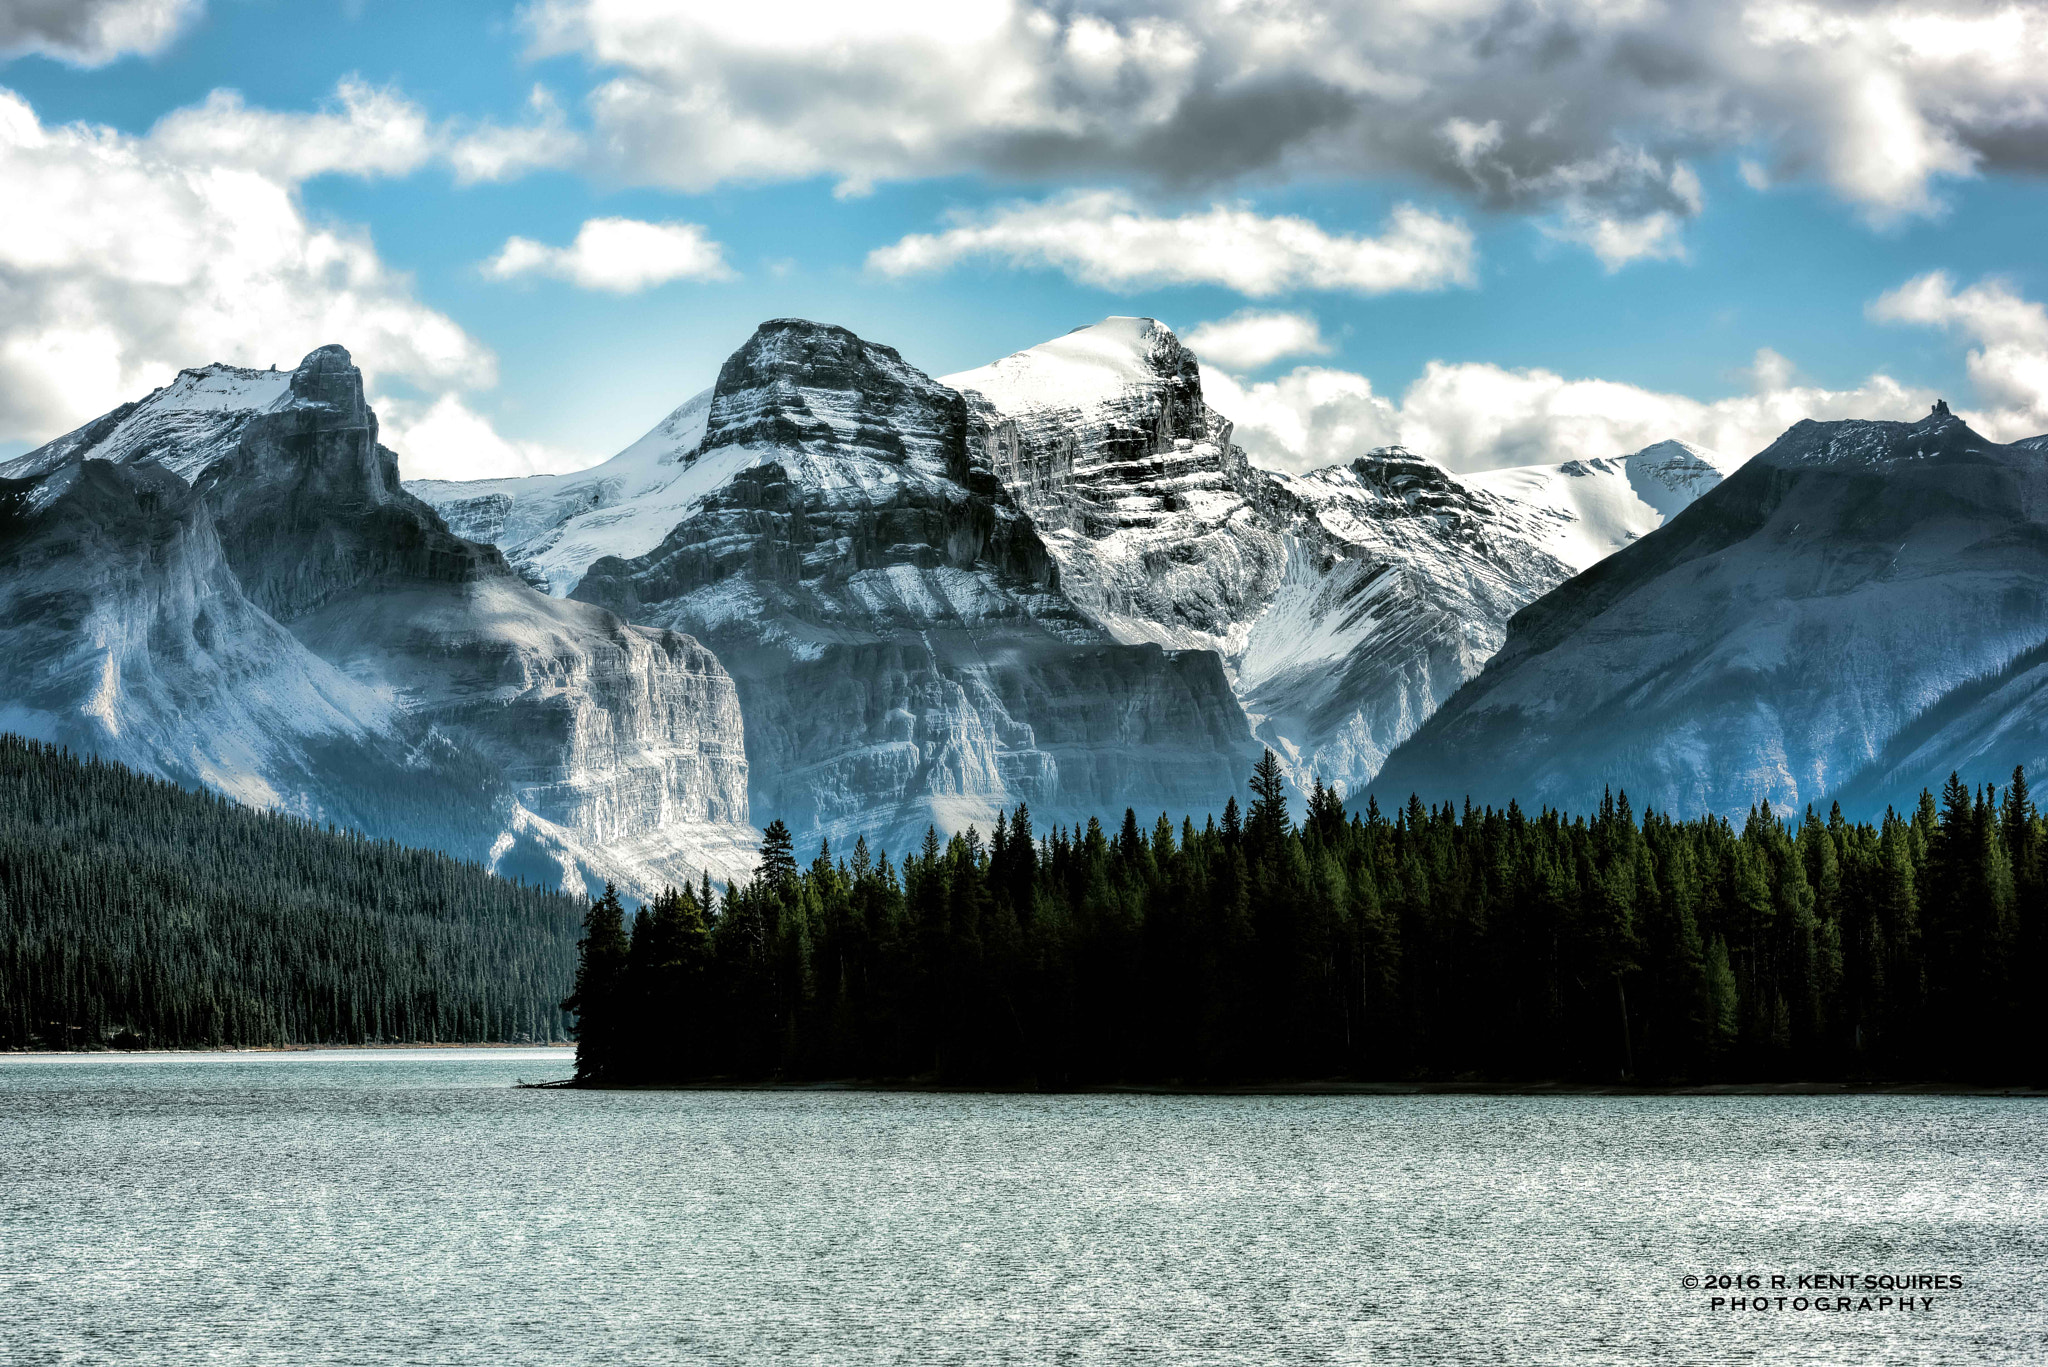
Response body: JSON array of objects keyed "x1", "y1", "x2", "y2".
[
  {"x1": 569, "y1": 752, "x2": 2045, "y2": 1086},
  {"x1": 0, "y1": 735, "x2": 583, "y2": 1048}
]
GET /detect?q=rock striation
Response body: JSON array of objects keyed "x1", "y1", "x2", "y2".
[{"x1": 0, "y1": 349, "x2": 755, "y2": 894}]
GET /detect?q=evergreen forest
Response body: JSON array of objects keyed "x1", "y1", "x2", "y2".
[
  {"x1": 0, "y1": 734, "x2": 583, "y2": 1048},
  {"x1": 567, "y1": 751, "x2": 2046, "y2": 1087}
]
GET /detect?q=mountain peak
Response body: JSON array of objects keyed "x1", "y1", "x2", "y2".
[
  {"x1": 699, "y1": 317, "x2": 962, "y2": 469},
  {"x1": 1629, "y1": 438, "x2": 1719, "y2": 468},
  {"x1": 284, "y1": 344, "x2": 370, "y2": 427},
  {"x1": 1065, "y1": 315, "x2": 1174, "y2": 345},
  {"x1": 1762, "y1": 410, "x2": 1992, "y2": 470}
]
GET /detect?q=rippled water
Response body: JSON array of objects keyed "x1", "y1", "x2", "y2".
[{"x1": 2, "y1": 1052, "x2": 2042, "y2": 1365}]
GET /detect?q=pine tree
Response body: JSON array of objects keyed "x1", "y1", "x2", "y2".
[
  {"x1": 1248, "y1": 748, "x2": 1290, "y2": 857},
  {"x1": 563, "y1": 884, "x2": 629, "y2": 1081}
]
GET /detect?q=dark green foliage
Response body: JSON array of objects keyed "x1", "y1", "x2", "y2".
[
  {"x1": 0, "y1": 734, "x2": 583, "y2": 1049},
  {"x1": 566, "y1": 761, "x2": 2044, "y2": 1087}
]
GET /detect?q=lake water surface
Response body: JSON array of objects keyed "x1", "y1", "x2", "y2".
[{"x1": 2, "y1": 1051, "x2": 2042, "y2": 1364}]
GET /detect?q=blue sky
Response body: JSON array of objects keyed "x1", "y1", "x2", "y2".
[{"x1": 1, "y1": 0, "x2": 2044, "y2": 479}]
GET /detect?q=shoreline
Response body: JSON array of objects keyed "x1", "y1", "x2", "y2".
[
  {"x1": 0, "y1": 1042, "x2": 572, "y2": 1056},
  {"x1": 7, "y1": 1048, "x2": 2037, "y2": 1096},
  {"x1": 541, "y1": 1077, "x2": 2048, "y2": 1098}
]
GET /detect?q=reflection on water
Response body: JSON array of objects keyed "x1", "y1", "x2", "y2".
[{"x1": 2, "y1": 1052, "x2": 2041, "y2": 1365}]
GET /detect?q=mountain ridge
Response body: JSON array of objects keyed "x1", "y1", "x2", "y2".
[{"x1": 1375, "y1": 406, "x2": 2048, "y2": 818}]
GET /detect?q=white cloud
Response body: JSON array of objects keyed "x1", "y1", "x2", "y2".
[
  {"x1": 1183, "y1": 309, "x2": 1330, "y2": 371},
  {"x1": 1870, "y1": 272, "x2": 2048, "y2": 439},
  {"x1": 526, "y1": 0, "x2": 2048, "y2": 259},
  {"x1": 445, "y1": 87, "x2": 584, "y2": 185},
  {"x1": 1203, "y1": 365, "x2": 1399, "y2": 468},
  {"x1": 149, "y1": 79, "x2": 437, "y2": 183},
  {"x1": 147, "y1": 78, "x2": 583, "y2": 185},
  {"x1": 0, "y1": 84, "x2": 495, "y2": 448},
  {"x1": 1206, "y1": 346, "x2": 1931, "y2": 476},
  {"x1": 484, "y1": 217, "x2": 734, "y2": 293},
  {"x1": 0, "y1": 0, "x2": 201, "y2": 66},
  {"x1": 378, "y1": 393, "x2": 591, "y2": 482},
  {"x1": 1544, "y1": 207, "x2": 1691, "y2": 271},
  {"x1": 868, "y1": 192, "x2": 1474, "y2": 296}
]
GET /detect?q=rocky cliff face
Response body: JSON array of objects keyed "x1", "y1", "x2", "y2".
[
  {"x1": 1376, "y1": 407, "x2": 2048, "y2": 818},
  {"x1": 567, "y1": 319, "x2": 1253, "y2": 852},
  {"x1": 0, "y1": 349, "x2": 754, "y2": 894},
  {"x1": 943, "y1": 319, "x2": 1597, "y2": 794}
]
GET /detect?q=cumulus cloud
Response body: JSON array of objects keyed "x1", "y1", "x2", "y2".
[
  {"x1": 525, "y1": 0, "x2": 2048, "y2": 258},
  {"x1": 1205, "y1": 347, "x2": 1932, "y2": 475},
  {"x1": 0, "y1": 0, "x2": 200, "y2": 66},
  {"x1": 1870, "y1": 272, "x2": 2048, "y2": 440},
  {"x1": 1182, "y1": 309, "x2": 1330, "y2": 371},
  {"x1": 378, "y1": 393, "x2": 591, "y2": 482},
  {"x1": 484, "y1": 217, "x2": 733, "y2": 293},
  {"x1": 868, "y1": 193, "x2": 1473, "y2": 296},
  {"x1": 0, "y1": 84, "x2": 496, "y2": 452}
]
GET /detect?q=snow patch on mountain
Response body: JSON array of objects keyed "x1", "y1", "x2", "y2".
[
  {"x1": 408, "y1": 388, "x2": 722, "y2": 595},
  {"x1": 5, "y1": 363, "x2": 295, "y2": 485},
  {"x1": 1465, "y1": 439, "x2": 1737, "y2": 572}
]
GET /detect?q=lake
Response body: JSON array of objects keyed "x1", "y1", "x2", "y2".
[{"x1": 1, "y1": 1051, "x2": 2042, "y2": 1364}]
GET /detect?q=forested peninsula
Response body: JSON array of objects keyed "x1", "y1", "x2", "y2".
[
  {"x1": 0, "y1": 735, "x2": 580, "y2": 1049},
  {"x1": 566, "y1": 752, "x2": 2045, "y2": 1087}
]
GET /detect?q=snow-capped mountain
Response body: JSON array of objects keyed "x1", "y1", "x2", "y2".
[
  {"x1": 945, "y1": 318, "x2": 1632, "y2": 792},
  {"x1": 558, "y1": 318, "x2": 1251, "y2": 854},
  {"x1": 0, "y1": 347, "x2": 755, "y2": 894},
  {"x1": 405, "y1": 313, "x2": 1744, "y2": 840},
  {"x1": 1376, "y1": 405, "x2": 2048, "y2": 818},
  {"x1": 1464, "y1": 438, "x2": 1739, "y2": 572}
]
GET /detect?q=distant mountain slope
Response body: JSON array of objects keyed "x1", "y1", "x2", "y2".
[
  {"x1": 1376, "y1": 405, "x2": 2048, "y2": 817},
  {"x1": 0, "y1": 733, "x2": 582, "y2": 1049},
  {"x1": 0, "y1": 348, "x2": 755, "y2": 894}
]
